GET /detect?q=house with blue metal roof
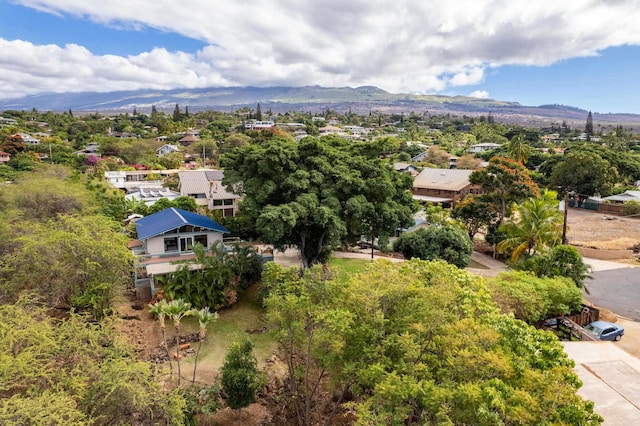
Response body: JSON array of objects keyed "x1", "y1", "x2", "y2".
[{"x1": 135, "y1": 207, "x2": 229, "y2": 256}]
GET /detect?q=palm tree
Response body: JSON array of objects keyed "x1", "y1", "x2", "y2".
[
  {"x1": 497, "y1": 191, "x2": 563, "y2": 262},
  {"x1": 164, "y1": 299, "x2": 192, "y2": 386},
  {"x1": 507, "y1": 134, "x2": 531, "y2": 165},
  {"x1": 148, "y1": 299, "x2": 172, "y2": 375},
  {"x1": 190, "y1": 306, "x2": 218, "y2": 384}
]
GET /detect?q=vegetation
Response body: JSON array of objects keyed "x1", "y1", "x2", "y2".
[
  {"x1": 497, "y1": 191, "x2": 564, "y2": 262},
  {"x1": 470, "y1": 156, "x2": 539, "y2": 224},
  {"x1": 0, "y1": 296, "x2": 186, "y2": 424},
  {"x1": 220, "y1": 337, "x2": 261, "y2": 410},
  {"x1": 3, "y1": 105, "x2": 636, "y2": 424},
  {"x1": 161, "y1": 242, "x2": 263, "y2": 309},
  {"x1": 221, "y1": 136, "x2": 415, "y2": 268},
  {"x1": 488, "y1": 271, "x2": 583, "y2": 323},
  {"x1": 393, "y1": 224, "x2": 473, "y2": 268},
  {"x1": 262, "y1": 260, "x2": 602, "y2": 425}
]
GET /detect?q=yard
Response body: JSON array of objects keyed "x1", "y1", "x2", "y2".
[{"x1": 566, "y1": 208, "x2": 640, "y2": 250}]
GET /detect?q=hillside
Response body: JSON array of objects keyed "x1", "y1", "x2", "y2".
[{"x1": 1, "y1": 85, "x2": 639, "y2": 128}]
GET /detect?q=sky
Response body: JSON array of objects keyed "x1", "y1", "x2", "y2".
[{"x1": 2, "y1": 0, "x2": 640, "y2": 113}]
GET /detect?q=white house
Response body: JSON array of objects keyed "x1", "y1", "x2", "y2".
[
  {"x1": 155, "y1": 144, "x2": 181, "y2": 157},
  {"x1": 245, "y1": 120, "x2": 275, "y2": 130},
  {"x1": 469, "y1": 143, "x2": 500, "y2": 153},
  {"x1": 125, "y1": 187, "x2": 182, "y2": 206},
  {"x1": 135, "y1": 207, "x2": 228, "y2": 257}
]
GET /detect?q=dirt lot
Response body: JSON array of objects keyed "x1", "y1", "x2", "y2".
[{"x1": 566, "y1": 208, "x2": 640, "y2": 251}]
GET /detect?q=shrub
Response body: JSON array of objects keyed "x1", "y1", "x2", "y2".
[
  {"x1": 392, "y1": 225, "x2": 473, "y2": 268},
  {"x1": 622, "y1": 200, "x2": 640, "y2": 217},
  {"x1": 487, "y1": 271, "x2": 582, "y2": 323}
]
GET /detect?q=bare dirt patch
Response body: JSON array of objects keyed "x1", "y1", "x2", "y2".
[{"x1": 566, "y1": 209, "x2": 640, "y2": 251}]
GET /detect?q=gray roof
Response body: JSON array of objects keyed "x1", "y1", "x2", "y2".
[
  {"x1": 178, "y1": 170, "x2": 240, "y2": 200},
  {"x1": 413, "y1": 168, "x2": 473, "y2": 191}
]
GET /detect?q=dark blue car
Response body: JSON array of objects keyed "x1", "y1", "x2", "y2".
[{"x1": 584, "y1": 321, "x2": 624, "y2": 341}]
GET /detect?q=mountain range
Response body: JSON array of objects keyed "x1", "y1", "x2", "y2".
[{"x1": 1, "y1": 86, "x2": 639, "y2": 128}]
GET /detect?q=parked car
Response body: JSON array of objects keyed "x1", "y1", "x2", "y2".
[{"x1": 583, "y1": 321, "x2": 624, "y2": 341}]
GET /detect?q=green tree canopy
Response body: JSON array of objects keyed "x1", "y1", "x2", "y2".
[
  {"x1": 393, "y1": 224, "x2": 473, "y2": 268},
  {"x1": 263, "y1": 260, "x2": 602, "y2": 425},
  {"x1": 549, "y1": 150, "x2": 619, "y2": 201},
  {"x1": 221, "y1": 136, "x2": 415, "y2": 267},
  {"x1": 487, "y1": 271, "x2": 583, "y2": 323},
  {"x1": 220, "y1": 337, "x2": 261, "y2": 410}
]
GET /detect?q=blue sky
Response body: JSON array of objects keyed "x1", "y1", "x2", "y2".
[{"x1": 2, "y1": 0, "x2": 640, "y2": 113}]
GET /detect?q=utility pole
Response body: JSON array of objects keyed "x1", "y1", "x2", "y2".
[{"x1": 562, "y1": 190, "x2": 569, "y2": 244}]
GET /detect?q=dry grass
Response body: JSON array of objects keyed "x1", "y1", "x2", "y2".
[{"x1": 566, "y1": 209, "x2": 640, "y2": 250}]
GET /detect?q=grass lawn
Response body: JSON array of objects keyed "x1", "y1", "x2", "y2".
[
  {"x1": 327, "y1": 257, "x2": 372, "y2": 282},
  {"x1": 178, "y1": 284, "x2": 276, "y2": 377},
  {"x1": 175, "y1": 257, "x2": 379, "y2": 379}
]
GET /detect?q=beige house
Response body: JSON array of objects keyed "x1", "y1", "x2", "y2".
[
  {"x1": 412, "y1": 168, "x2": 480, "y2": 208},
  {"x1": 178, "y1": 170, "x2": 240, "y2": 217}
]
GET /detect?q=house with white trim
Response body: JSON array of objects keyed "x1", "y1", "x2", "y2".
[{"x1": 178, "y1": 170, "x2": 241, "y2": 217}]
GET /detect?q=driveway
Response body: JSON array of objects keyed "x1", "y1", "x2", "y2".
[{"x1": 584, "y1": 258, "x2": 640, "y2": 320}]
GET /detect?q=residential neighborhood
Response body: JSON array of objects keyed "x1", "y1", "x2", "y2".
[{"x1": 1, "y1": 105, "x2": 640, "y2": 424}]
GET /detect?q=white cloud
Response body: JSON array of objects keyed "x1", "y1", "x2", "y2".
[
  {"x1": 469, "y1": 90, "x2": 490, "y2": 99},
  {"x1": 3, "y1": 0, "x2": 640, "y2": 98}
]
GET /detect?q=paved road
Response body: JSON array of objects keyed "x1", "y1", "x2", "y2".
[{"x1": 585, "y1": 262, "x2": 640, "y2": 320}]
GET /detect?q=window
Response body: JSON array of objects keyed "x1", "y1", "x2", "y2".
[
  {"x1": 212, "y1": 199, "x2": 223, "y2": 206},
  {"x1": 164, "y1": 237, "x2": 178, "y2": 252},
  {"x1": 223, "y1": 199, "x2": 234, "y2": 206},
  {"x1": 194, "y1": 235, "x2": 208, "y2": 247}
]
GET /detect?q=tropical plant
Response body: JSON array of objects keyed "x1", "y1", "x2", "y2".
[
  {"x1": 189, "y1": 306, "x2": 218, "y2": 384},
  {"x1": 164, "y1": 299, "x2": 193, "y2": 385},
  {"x1": 497, "y1": 191, "x2": 563, "y2": 262},
  {"x1": 149, "y1": 299, "x2": 172, "y2": 374},
  {"x1": 514, "y1": 245, "x2": 591, "y2": 289},
  {"x1": 507, "y1": 133, "x2": 532, "y2": 164},
  {"x1": 163, "y1": 242, "x2": 235, "y2": 309}
]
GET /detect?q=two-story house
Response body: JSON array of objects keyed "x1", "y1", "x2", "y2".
[
  {"x1": 178, "y1": 170, "x2": 240, "y2": 217},
  {"x1": 412, "y1": 168, "x2": 480, "y2": 208}
]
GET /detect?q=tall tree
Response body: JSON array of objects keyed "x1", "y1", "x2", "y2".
[
  {"x1": 190, "y1": 306, "x2": 218, "y2": 383},
  {"x1": 470, "y1": 156, "x2": 538, "y2": 224},
  {"x1": 585, "y1": 111, "x2": 594, "y2": 140},
  {"x1": 164, "y1": 299, "x2": 192, "y2": 385},
  {"x1": 221, "y1": 136, "x2": 414, "y2": 268},
  {"x1": 507, "y1": 133, "x2": 532, "y2": 165},
  {"x1": 173, "y1": 104, "x2": 181, "y2": 122},
  {"x1": 264, "y1": 260, "x2": 603, "y2": 425},
  {"x1": 255, "y1": 102, "x2": 262, "y2": 121}
]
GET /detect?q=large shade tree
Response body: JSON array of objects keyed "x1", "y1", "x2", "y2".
[
  {"x1": 221, "y1": 136, "x2": 415, "y2": 268},
  {"x1": 549, "y1": 150, "x2": 620, "y2": 203}
]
